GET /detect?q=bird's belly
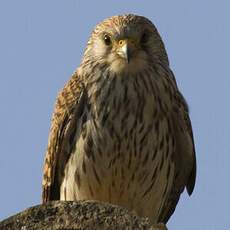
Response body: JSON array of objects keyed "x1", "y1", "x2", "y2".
[{"x1": 60, "y1": 112, "x2": 175, "y2": 223}]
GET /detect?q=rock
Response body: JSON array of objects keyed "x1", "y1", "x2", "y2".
[{"x1": 0, "y1": 200, "x2": 167, "y2": 229}]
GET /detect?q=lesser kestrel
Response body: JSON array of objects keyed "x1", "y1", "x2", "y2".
[{"x1": 42, "y1": 14, "x2": 196, "y2": 224}]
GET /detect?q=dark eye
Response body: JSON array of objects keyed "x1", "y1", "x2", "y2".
[
  {"x1": 103, "y1": 34, "x2": 111, "y2": 46},
  {"x1": 140, "y1": 32, "x2": 149, "y2": 44}
]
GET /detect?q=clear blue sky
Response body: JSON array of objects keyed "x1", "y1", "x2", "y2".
[{"x1": 0, "y1": 1, "x2": 229, "y2": 229}]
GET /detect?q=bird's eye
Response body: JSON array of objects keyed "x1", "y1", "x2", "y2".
[
  {"x1": 103, "y1": 34, "x2": 111, "y2": 46},
  {"x1": 140, "y1": 32, "x2": 149, "y2": 44}
]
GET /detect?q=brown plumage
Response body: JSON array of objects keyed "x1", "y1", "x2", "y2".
[{"x1": 42, "y1": 14, "x2": 196, "y2": 223}]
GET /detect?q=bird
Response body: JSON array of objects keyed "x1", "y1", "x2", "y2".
[{"x1": 42, "y1": 14, "x2": 196, "y2": 224}]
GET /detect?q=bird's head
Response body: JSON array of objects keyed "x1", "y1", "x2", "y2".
[{"x1": 82, "y1": 14, "x2": 169, "y2": 74}]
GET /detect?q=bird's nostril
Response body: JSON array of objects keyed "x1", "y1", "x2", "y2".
[{"x1": 119, "y1": 40, "x2": 125, "y2": 46}]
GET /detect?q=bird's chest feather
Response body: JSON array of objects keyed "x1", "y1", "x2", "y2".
[
  {"x1": 60, "y1": 73, "x2": 175, "y2": 222},
  {"x1": 86, "y1": 74, "x2": 159, "y2": 162}
]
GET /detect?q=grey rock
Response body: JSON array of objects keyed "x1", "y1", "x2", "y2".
[{"x1": 0, "y1": 200, "x2": 167, "y2": 230}]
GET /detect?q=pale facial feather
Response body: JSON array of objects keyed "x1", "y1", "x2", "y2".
[{"x1": 89, "y1": 24, "x2": 154, "y2": 75}]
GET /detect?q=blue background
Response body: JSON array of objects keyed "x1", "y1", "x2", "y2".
[{"x1": 0, "y1": 1, "x2": 229, "y2": 229}]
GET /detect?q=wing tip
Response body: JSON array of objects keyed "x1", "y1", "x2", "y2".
[
  {"x1": 186, "y1": 162, "x2": 196, "y2": 196},
  {"x1": 186, "y1": 183, "x2": 194, "y2": 196}
]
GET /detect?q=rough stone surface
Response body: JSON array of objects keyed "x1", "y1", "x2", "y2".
[{"x1": 0, "y1": 201, "x2": 167, "y2": 230}]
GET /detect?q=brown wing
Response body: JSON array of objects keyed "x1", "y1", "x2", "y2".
[
  {"x1": 159, "y1": 90, "x2": 196, "y2": 223},
  {"x1": 42, "y1": 72, "x2": 86, "y2": 203},
  {"x1": 154, "y1": 66, "x2": 196, "y2": 222},
  {"x1": 168, "y1": 68, "x2": 196, "y2": 194}
]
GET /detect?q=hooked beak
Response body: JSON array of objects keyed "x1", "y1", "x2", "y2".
[{"x1": 117, "y1": 39, "x2": 137, "y2": 63}]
